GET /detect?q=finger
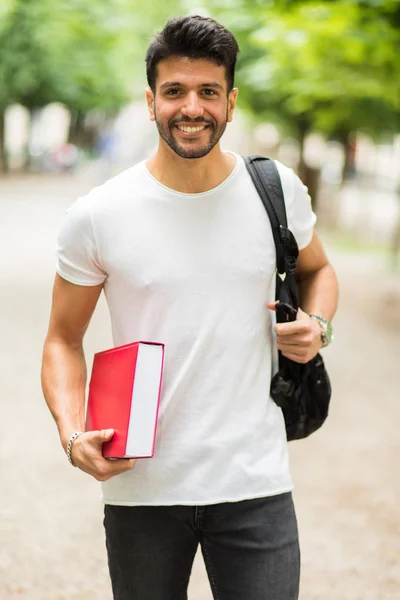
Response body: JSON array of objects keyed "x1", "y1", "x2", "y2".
[
  {"x1": 277, "y1": 345, "x2": 304, "y2": 356},
  {"x1": 275, "y1": 321, "x2": 311, "y2": 336},
  {"x1": 85, "y1": 429, "x2": 115, "y2": 448},
  {"x1": 296, "y1": 307, "x2": 310, "y2": 320},
  {"x1": 277, "y1": 343, "x2": 306, "y2": 355},
  {"x1": 267, "y1": 301, "x2": 277, "y2": 311},
  {"x1": 77, "y1": 430, "x2": 115, "y2": 467},
  {"x1": 277, "y1": 335, "x2": 313, "y2": 348}
]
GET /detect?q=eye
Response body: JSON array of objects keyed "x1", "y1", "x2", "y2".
[
  {"x1": 202, "y1": 89, "x2": 217, "y2": 96},
  {"x1": 165, "y1": 88, "x2": 181, "y2": 97}
]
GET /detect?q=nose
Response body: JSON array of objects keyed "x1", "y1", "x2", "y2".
[{"x1": 181, "y1": 91, "x2": 204, "y2": 119}]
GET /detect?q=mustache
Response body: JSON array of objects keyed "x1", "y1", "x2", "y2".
[{"x1": 170, "y1": 117, "x2": 214, "y2": 126}]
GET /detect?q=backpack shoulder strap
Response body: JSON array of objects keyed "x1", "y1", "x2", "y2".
[
  {"x1": 244, "y1": 155, "x2": 287, "y2": 275},
  {"x1": 244, "y1": 155, "x2": 300, "y2": 308}
]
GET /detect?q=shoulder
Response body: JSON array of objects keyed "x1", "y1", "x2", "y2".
[
  {"x1": 272, "y1": 158, "x2": 294, "y2": 182},
  {"x1": 272, "y1": 159, "x2": 299, "y2": 202},
  {"x1": 272, "y1": 159, "x2": 317, "y2": 250},
  {"x1": 271, "y1": 159, "x2": 311, "y2": 207},
  {"x1": 70, "y1": 161, "x2": 146, "y2": 216},
  {"x1": 59, "y1": 162, "x2": 146, "y2": 247},
  {"x1": 239, "y1": 155, "x2": 298, "y2": 201}
]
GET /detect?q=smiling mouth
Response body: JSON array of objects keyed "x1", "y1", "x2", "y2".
[{"x1": 175, "y1": 124, "x2": 209, "y2": 134}]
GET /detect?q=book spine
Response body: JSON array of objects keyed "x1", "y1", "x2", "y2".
[{"x1": 149, "y1": 345, "x2": 165, "y2": 457}]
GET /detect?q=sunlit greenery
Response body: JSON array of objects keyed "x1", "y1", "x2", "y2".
[
  {"x1": 1, "y1": 0, "x2": 399, "y2": 172},
  {"x1": 206, "y1": 0, "x2": 400, "y2": 140}
]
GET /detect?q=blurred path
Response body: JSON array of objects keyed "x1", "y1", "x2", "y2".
[{"x1": 0, "y1": 173, "x2": 399, "y2": 600}]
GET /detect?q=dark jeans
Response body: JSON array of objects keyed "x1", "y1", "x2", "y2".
[{"x1": 104, "y1": 492, "x2": 300, "y2": 600}]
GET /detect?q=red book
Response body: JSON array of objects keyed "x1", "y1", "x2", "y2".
[{"x1": 86, "y1": 341, "x2": 165, "y2": 458}]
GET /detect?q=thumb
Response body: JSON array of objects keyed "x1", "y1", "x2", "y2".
[
  {"x1": 267, "y1": 301, "x2": 277, "y2": 311},
  {"x1": 89, "y1": 429, "x2": 114, "y2": 444},
  {"x1": 296, "y1": 307, "x2": 309, "y2": 321},
  {"x1": 101, "y1": 428, "x2": 115, "y2": 441}
]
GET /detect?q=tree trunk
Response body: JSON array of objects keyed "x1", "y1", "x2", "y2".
[
  {"x1": 342, "y1": 132, "x2": 357, "y2": 182},
  {"x1": 68, "y1": 109, "x2": 84, "y2": 145},
  {"x1": 297, "y1": 122, "x2": 320, "y2": 212},
  {"x1": 297, "y1": 125, "x2": 307, "y2": 178},
  {"x1": 329, "y1": 129, "x2": 356, "y2": 183},
  {"x1": 0, "y1": 109, "x2": 9, "y2": 174},
  {"x1": 23, "y1": 106, "x2": 35, "y2": 172},
  {"x1": 392, "y1": 190, "x2": 400, "y2": 268},
  {"x1": 68, "y1": 110, "x2": 96, "y2": 149}
]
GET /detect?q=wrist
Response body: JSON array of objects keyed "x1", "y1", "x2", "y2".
[
  {"x1": 309, "y1": 318, "x2": 324, "y2": 350},
  {"x1": 59, "y1": 422, "x2": 85, "y2": 453},
  {"x1": 309, "y1": 314, "x2": 334, "y2": 347},
  {"x1": 66, "y1": 431, "x2": 84, "y2": 467}
]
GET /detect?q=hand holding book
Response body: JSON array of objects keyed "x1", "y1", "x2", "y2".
[{"x1": 69, "y1": 429, "x2": 136, "y2": 481}]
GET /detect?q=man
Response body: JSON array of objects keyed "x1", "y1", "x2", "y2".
[{"x1": 42, "y1": 15, "x2": 338, "y2": 600}]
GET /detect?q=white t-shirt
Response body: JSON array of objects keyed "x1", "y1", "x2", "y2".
[{"x1": 56, "y1": 153, "x2": 316, "y2": 506}]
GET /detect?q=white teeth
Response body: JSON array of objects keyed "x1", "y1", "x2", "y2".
[{"x1": 177, "y1": 125, "x2": 206, "y2": 133}]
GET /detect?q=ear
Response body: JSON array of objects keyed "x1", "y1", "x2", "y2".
[
  {"x1": 145, "y1": 87, "x2": 156, "y2": 122},
  {"x1": 227, "y1": 88, "x2": 238, "y2": 123}
]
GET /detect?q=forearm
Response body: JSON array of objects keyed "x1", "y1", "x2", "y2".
[
  {"x1": 296, "y1": 263, "x2": 338, "y2": 321},
  {"x1": 41, "y1": 338, "x2": 87, "y2": 451}
]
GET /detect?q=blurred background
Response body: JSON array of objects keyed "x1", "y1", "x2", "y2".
[{"x1": 0, "y1": 0, "x2": 399, "y2": 599}]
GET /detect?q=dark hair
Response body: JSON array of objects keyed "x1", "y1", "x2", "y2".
[{"x1": 146, "y1": 15, "x2": 239, "y2": 92}]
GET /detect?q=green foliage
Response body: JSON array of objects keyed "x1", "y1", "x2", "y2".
[
  {"x1": 43, "y1": 0, "x2": 129, "y2": 114},
  {"x1": 1, "y1": 0, "x2": 400, "y2": 153},
  {"x1": 0, "y1": 0, "x2": 58, "y2": 109},
  {"x1": 204, "y1": 0, "x2": 400, "y2": 140},
  {"x1": 0, "y1": 0, "x2": 185, "y2": 115},
  {"x1": 0, "y1": 0, "x2": 186, "y2": 170}
]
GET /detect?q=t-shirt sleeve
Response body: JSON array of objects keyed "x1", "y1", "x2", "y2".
[
  {"x1": 274, "y1": 160, "x2": 317, "y2": 250},
  {"x1": 56, "y1": 197, "x2": 107, "y2": 286}
]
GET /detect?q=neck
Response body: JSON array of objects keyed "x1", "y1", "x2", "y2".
[{"x1": 146, "y1": 142, "x2": 236, "y2": 193}]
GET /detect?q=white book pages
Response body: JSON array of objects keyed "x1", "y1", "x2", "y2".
[{"x1": 125, "y1": 343, "x2": 163, "y2": 457}]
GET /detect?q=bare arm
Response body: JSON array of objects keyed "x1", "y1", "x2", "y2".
[
  {"x1": 268, "y1": 231, "x2": 339, "y2": 363},
  {"x1": 42, "y1": 274, "x2": 102, "y2": 447},
  {"x1": 41, "y1": 274, "x2": 135, "y2": 479},
  {"x1": 295, "y1": 231, "x2": 338, "y2": 320}
]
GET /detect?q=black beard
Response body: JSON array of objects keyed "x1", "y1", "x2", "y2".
[{"x1": 154, "y1": 113, "x2": 228, "y2": 159}]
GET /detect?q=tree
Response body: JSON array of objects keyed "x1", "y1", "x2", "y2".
[
  {"x1": 203, "y1": 0, "x2": 400, "y2": 197},
  {"x1": 0, "y1": 0, "x2": 60, "y2": 171},
  {"x1": 0, "y1": 0, "x2": 187, "y2": 171}
]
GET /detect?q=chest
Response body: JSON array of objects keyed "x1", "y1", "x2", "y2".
[{"x1": 96, "y1": 185, "x2": 276, "y2": 296}]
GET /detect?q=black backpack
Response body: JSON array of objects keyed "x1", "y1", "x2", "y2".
[{"x1": 244, "y1": 156, "x2": 331, "y2": 441}]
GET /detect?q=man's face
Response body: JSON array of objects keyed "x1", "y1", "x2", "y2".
[{"x1": 146, "y1": 56, "x2": 238, "y2": 159}]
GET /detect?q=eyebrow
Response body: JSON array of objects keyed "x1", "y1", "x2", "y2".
[{"x1": 159, "y1": 81, "x2": 225, "y2": 91}]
